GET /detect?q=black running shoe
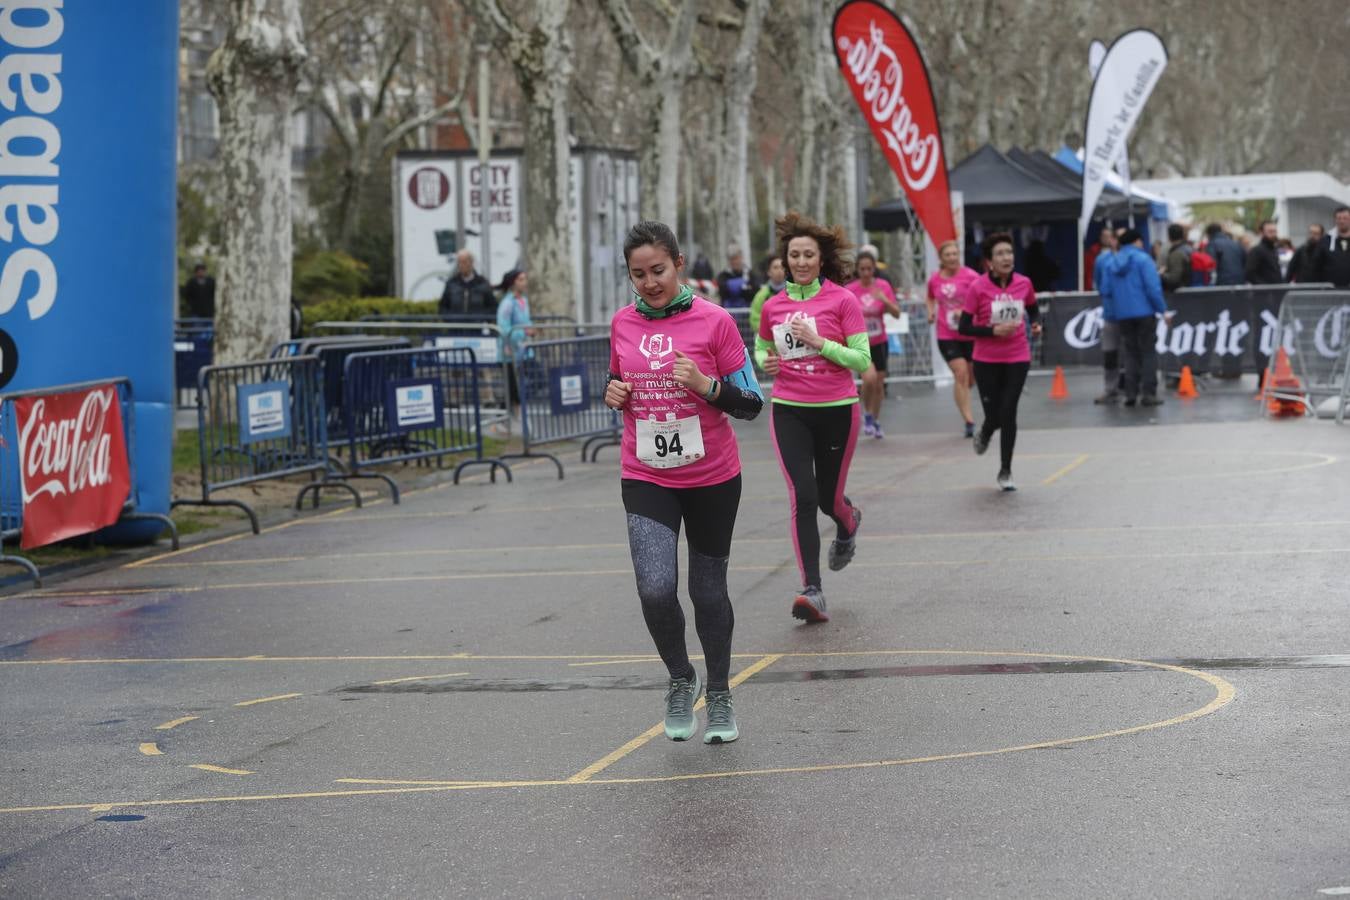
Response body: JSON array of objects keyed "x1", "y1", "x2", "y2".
[
  {"x1": 827, "y1": 506, "x2": 861, "y2": 571},
  {"x1": 973, "y1": 427, "x2": 990, "y2": 455}
]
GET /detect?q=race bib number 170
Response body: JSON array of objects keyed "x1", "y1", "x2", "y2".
[{"x1": 990, "y1": 298, "x2": 1024, "y2": 325}]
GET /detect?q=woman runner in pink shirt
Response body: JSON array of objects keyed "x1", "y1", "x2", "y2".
[
  {"x1": 756, "y1": 212, "x2": 872, "y2": 624},
  {"x1": 844, "y1": 250, "x2": 900, "y2": 439},
  {"x1": 605, "y1": 221, "x2": 764, "y2": 744},
  {"x1": 926, "y1": 240, "x2": 980, "y2": 438},
  {"x1": 958, "y1": 232, "x2": 1042, "y2": 491}
]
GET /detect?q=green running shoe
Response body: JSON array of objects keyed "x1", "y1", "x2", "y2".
[
  {"x1": 702, "y1": 690, "x2": 738, "y2": 744},
  {"x1": 663, "y1": 671, "x2": 701, "y2": 741}
]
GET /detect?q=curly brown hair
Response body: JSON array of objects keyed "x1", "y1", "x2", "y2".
[{"x1": 775, "y1": 211, "x2": 853, "y2": 285}]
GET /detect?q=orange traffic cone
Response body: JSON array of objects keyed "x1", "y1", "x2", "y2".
[
  {"x1": 1177, "y1": 365, "x2": 1199, "y2": 398},
  {"x1": 1265, "y1": 348, "x2": 1305, "y2": 416},
  {"x1": 1048, "y1": 366, "x2": 1069, "y2": 400}
]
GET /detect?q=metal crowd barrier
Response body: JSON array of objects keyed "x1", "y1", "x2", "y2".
[
  {"x1": 172, "y1": 355, "x2": 360, "y2": 534},
  {"x1": 174, "y1": 318, "x2": 214, "y2": 410},
  {"x1": 337, "y1": 345, "x2": 511, "y2": 501},
  {"x1": 314, "y1": 321, "x2": 512, "y2": 436},
  {"x1": 0, "y1": 378, "x2": 179, "y2": 587},
  {"x1": 1265, "y1": 290, "x2": 1350, "y2": 420},
  {"x1": 504, "y1": 335, "x2": 620, "y2": 479},
  {"x1": 309, "y1": 338, "x2": 411, "y2": 464}
]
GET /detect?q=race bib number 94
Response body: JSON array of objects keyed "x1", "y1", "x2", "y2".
[
  {"x1": 635, "y1": 415, "x2": 705, "y2": 469},
  {"x1": 990, "y1": 297, "x2": 1024, "y2": 325},
  {"x1": 772, "y1": 315, "x2": 820, "y2": 360}
]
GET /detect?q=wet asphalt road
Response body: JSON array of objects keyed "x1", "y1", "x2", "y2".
[{"x1": 2, "y1": 374, "x2": 1349, "y2": 898}]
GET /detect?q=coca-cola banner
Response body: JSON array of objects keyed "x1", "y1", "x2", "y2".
[
  {"x1": 833, "y1": 2, "x2": 955, "y2": 245},
  {"x1": 1041, "y1": 288, "x2": 1348, "y2": 375},
  {"x1": 13, "y1": 384, "x2": 131, "y2": 549}
]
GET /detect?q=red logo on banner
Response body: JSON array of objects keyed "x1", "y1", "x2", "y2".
[
  {"x1": 14, "y1": 385, "x2": 131, "y2": 548},
  {"x1": 833, "y1": 1, "x2": 955, "y2": 245}
]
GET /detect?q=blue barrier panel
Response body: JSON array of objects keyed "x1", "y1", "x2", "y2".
[
  {"x1": 0, "y1": 2, "x2": 179, "y2": 542},
  {"x1": 339, "y1": 346, "x2": 511, "y2": 501},
  {"x1": 172, "y1": 356, "x2": 359, "y2": 533},
  {"x1": 504, "y1": 335, "x2": 620, "y2": 479},
  {"x1": 0, "y1": 378, "x2": 179, "y2": 587},
  {"x1": 175, "y1": 319, "x2": 214, "y2": 410}
]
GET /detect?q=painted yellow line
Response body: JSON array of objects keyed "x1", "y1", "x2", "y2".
[
  {"x1": 138, "y1": 742, "x2": 162, "y2": 756},
  {"x1": 155, "y1": 716, "x2": 199, "y2": 731},
  {"x1": 1042, "y1": 453, "x2": 1090, "y2": 486},
  {"x1": 126, "y1": 502, "x2": 370, "y2": 569},
  {"x1": 18, "y1": 544, "x2": 1350, "y2": 603},
  {"x1": 334, "y1": 778, "x2": 504, "y2": 786},
  {"x1": 189, "y1": 764, "x2": 254, "y2": 776},
  {"x1": 234, "y1": 692, "x2": 301, "y2": 707},
  {"x1": 370, "y1": 672, "x2": 469, "y2": 686},
  {"x1": 0, "y1": 653, "x2": 1236, "y2": 815},
  {"x1": 568, "y1": 657, "x2": 665, "y2": 668},
  {"x1": 129, "y1": 519, "x2": 1350, "y2": 570},
  {"x1": 565, "y1": 654, "x2": 783, "y2": 784}
]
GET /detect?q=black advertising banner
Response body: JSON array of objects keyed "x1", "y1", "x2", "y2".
[{"x1": 1041, "y1": 286, "x2": 1326, "y2": 374}]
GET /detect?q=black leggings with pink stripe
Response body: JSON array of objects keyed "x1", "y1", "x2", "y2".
[{"x1": 770, "y1": 402, "x2": 861, "y2": 589}]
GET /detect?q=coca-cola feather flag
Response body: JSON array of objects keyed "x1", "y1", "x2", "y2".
[
  {"x1": 833, "y1": 1, "x2": 955, "y2": 245},
  {"x1": 14, "y1": 384, "x2": 131, "y2": 548}
]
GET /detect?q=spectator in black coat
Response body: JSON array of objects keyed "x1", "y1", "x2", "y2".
[
  {"x1": 1325, "y1": 207, "x2": 1350, "y2": 288},
  {"x1": 180, "y1": 263, "x2": 216, "y2": 318},
  {"x1": 439, "y1": 249, "x2": 496, "y2": 319},
  {"x1": 1243, "y1": 220, "x2": 1283, "y2": 285},
  {"x1": 1286, "y1": 224, "x2": 1328, "y2": 283}
]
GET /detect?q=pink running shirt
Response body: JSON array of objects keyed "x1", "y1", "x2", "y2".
[
  {"x1": 962, "y1": 272, "x2": 1037, "y2": 364},
  {"x1": 758, "y1": 280, "x2": 867, "y2": 404},
  {"x1": 928, "y1": 266, "x2": 979, "y2": 342},
  {"x1": 843, "y1": 278, "x2": 897, "y2": 346},
  {"x1": 609, "y1": 297, "x2": 747, "y2": 488}
]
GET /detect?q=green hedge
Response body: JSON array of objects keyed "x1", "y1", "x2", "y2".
[{"x1": 301, "y1": 296, "x2": 436, "y2": 334}]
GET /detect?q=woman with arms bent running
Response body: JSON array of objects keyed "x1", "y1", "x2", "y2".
[{"x1": 605, "y1": 221, "x2": 764, "y2": 744}]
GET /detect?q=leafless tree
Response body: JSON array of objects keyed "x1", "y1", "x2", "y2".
[{"x1": 207, "y1": 0, "x2": 307, "y2": 364}]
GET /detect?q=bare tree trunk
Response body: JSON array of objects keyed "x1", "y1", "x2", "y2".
[
  {"x1": 713, "y1": 0, "x2": 768, "y2": 266},
  {"x1": 207, "y1": 0, "x2": 307, "y2": 365},
  {"x1": 466, "y1": 0, "x2": 575, "y2": 317},
  {"x1": 599, "y1": 0, "x2": 698, "y2": 224}
]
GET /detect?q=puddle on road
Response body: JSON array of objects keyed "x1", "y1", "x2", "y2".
[{"x1": 337, "y1": 655, "x2": 1350, "y2": 695}]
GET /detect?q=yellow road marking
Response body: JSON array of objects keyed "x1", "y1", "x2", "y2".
[
  {"x1": 234, "y1": 693, "x2": 301, "y2": 707},
  {"x1": 126, "y1": 503, "x2": 362, "y2": 569},
  {"x1": 566, "y1": 654, "x2": 783, "y2": 784},
  {"x1": 129, "y1": 519, "x2": 1350, "y2": 569},
  {"x1": 568, "y1": 657, "x2": 665, "y2": 668},
  {"x1": 334, "y1": 778, "x2": 503, "y2": 786},
  {"x1": 16, "y1": 544, "x2": 1350, "y2": 603},
  {"x1": 155, "y1": 716, "x2": 199, "y2": 731},
  {"x1": 1042, "y1": 453, "x2": 1090, "y2": 486},
  {"x1": 138, "y1": 742, "x2": 162, "y2": 756},
  {"x1": 189, "y1": 764, "x2": 254, "y2": 776},
  {"x1": 370, "y1": 672, "x2": 469, "y2": 686},
  {"x1": 0, "y1": 653, "x2": 1236, "y2": 814}
]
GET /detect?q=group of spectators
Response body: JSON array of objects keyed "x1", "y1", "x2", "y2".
[{"x1": 1147, "y1": 206, "x2": 1350, "y2": 289}]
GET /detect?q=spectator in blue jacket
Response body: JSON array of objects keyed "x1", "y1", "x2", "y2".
[
  {"x1": 1105, "y1": 229, "x2": 1170, "y2": 407},
  {"x1": 1091, "y1": 227, "x2": 1123, "y2": 404}
]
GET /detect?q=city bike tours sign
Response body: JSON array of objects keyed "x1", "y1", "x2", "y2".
[
  {"x1": 13, "y1": 382, "x2": 130, "y2": 548},
  {"x1": 832, "y1": 1, "x2": 955, "y2": 246}
]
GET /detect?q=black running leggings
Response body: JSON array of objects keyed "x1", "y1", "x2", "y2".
[
  {"x1": 622, "y1": 476, "x2": 741, "y2": 692},
  {"x1": 770, "y1": 402, "x2": 861, "y2": 590},
  {"x1": 972, "y1": 360, "x2": 1030, "y2": 471}
]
